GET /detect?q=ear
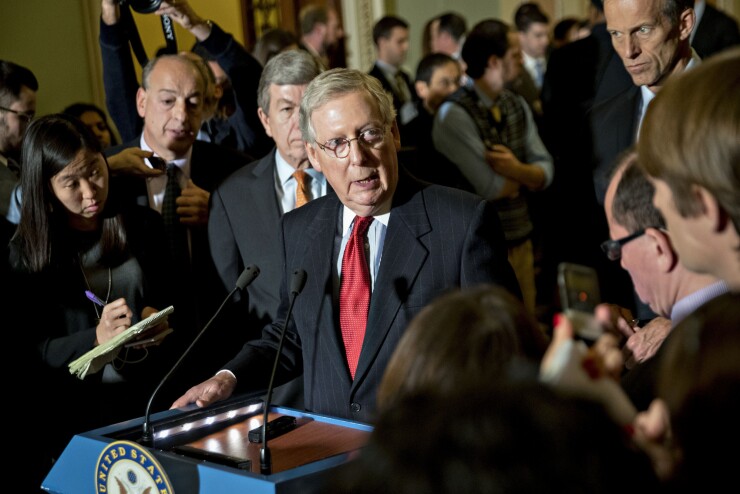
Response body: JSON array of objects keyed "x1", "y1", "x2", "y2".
[
  {"x1": 305, "y1": 141, "x2": 322, "y2": 172},
  {"x1": 678, "y1": 7, "x2": 696, "y2": 41},
  {"x1": 213, "y1": 83, "x2": 224, "y2": 101},
  {"x1": 646, "y1": 227, "x2": 677, "y2": 274},
  {"x1": 136, "y1": 87, "x2": 147, "y2": 118},
  {"x1": 694, "y1": 184, "x2": 729, "y2": 233},
  {"x1": 257, "y1": 107, "x2": 274, "y2": 138},
  {"x1": 415, "y1": 81, "x2": 429, "y2": 101},
  {"x1": 486, "y1": 54, "x2": 500, "y2": 72},
  {"x1": 390, "y1": 120, "x2": 401, "y2": 150}
]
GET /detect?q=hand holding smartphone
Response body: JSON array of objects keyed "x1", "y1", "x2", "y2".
[{"x1": 557, "y1": 262, "x2": 603, "y2": 343}]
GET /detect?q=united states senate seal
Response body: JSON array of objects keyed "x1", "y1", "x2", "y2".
[{"x1": 95, "y1": 440, "x2": 174, "y2": 493}]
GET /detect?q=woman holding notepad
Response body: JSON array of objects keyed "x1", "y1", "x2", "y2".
[{"x1": 7, "y1": 113, "x2": 175, "y2": 477}]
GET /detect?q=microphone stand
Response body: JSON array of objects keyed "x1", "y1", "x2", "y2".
[
  {"x1": 260, "y1": 269, "x2": 307, "y2": 475},
  {"x1": 141, "y1": 264, "x2": 260, "y2": 446}
]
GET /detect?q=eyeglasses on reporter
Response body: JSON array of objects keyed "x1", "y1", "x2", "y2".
[
  {"x1": 314, "y1": 127, "x2": 388, "y2": 159},
  {"x1": 601, "y1": 226, "x2": 666, "y2": 261},
  {"x1": 601, "y1": 229, "x2": 648, "y2": 261},
  {"x1": 0, "y1": 106, "x2": 35, "y2": 124}
]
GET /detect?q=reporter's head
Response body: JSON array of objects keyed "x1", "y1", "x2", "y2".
[{"x1": 136, "y1": 54, "x2": 206, "y2": 160}]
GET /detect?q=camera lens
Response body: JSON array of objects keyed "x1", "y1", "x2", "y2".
[{"x1": 128, "y1": 0, "x2": 163, "y2": 14}]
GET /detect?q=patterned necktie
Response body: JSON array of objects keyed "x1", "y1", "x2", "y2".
[
  {"x1": 339, "y1": 215, "x2": 374, "y2": 379},
  {"x1": 395, "y1": 71, "x2": 410, "y2": 104},
  {"x1": 534, "y1": 59, "x2": 545, "y2": 89},
  {"x1": 163, "y1": 163, "x2": 188, "y2": 266},
  {"x1": 293, "y1": 169, "x2": 311, "y2": 208}
]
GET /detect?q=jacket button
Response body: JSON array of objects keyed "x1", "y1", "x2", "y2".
[{"x1": 350, "y1": 402, "x2": 361, "y2": 413}]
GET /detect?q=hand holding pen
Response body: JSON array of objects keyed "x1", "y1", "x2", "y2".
[{"x1": 86, "y1": 291, "x2": 133, "y2": 346}]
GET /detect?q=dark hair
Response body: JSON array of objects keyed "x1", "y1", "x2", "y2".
[
  {"x1": 299, "y1": 4, "x2": 328, "y2": 36},
  {"x1": 514, "y1": 3, "x2": 550, "y2": 32},
  {"x1": 553, "y1": 17, "x2": 580, "y2": 42},
  {"x1": 253, "y1": 28, "x2": 299, "y2": 67},
  {"x1": 0, "y1": 60, "x2": 38, "y2": 107},
  {"x1": 372, "y1": 16, "x2": 409, "y2": 46},
  {"x1": 15, "y1": 114, "x2": 126, "y2": 272},
  {"x1": 661, "y1": 0, "x2": 696, "y2": 27},
  {"x1": 331, "y1": 383, "x2": 658, "y2": 494},
  {"x1": 611, "y1": 150, "x2": 666, "y2": 232},
  {"x1": 437, "y1": 12, "x2": 467, "y2": 41},
  {"x1": 461, "y1": 19, "x2": 510, "y2": 79},
  {"x1": 415, "y1": 53, "x2": 457, "y2": 84},
  {"x1": 61, "y1": 102, "x2": 119, "y2": 147}
]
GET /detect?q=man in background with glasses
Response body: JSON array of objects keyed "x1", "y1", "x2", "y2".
[
  {"x1": 172, "y1": 68, "x2": 520, "y2": 423},
  {"x1": 0, "y1": 60, "x2": 37, "y2": 221},
  {"x1": 599, "y1": 149, "x2": 727, "y2": 411}
]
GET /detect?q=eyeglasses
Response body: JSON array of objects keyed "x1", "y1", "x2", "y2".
[
  {"x1": 315, "y1": 127, "x2": 387, "y2": 159},
  {"x1": 600, "y1": 229, "x2": 647, "y2": 261},
  {"x1": 0, "y1": 106, "x2": 35, "y2": 125}
]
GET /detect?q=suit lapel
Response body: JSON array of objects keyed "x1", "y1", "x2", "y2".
[
  {"x1": 301, "y1": 193, "x2": 350, "y2": 383},
  {"x1": 353, "y1": 179, "x2": 431, "y2": 385},
  {"x1": 249, "y1": 152, "x2": 282, "y2": 225}
]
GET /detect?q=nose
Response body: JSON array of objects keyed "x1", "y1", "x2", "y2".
[
  {"x1": 623, "y1": 34, "x2": 640, "y2": 59},
  {"x1": 80, "y1": 179, "x2": 96, "y2": 199},
  {"x1": 346, "y1": 137, "x2": 365, "y2": 164},
  {"x1": 172, "y1": 98, "x2": 187, "y2": 121}
]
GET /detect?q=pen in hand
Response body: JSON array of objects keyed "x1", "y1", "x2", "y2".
[{"x1": 85, "y1": 290, "x2": 106, "y2": 307}]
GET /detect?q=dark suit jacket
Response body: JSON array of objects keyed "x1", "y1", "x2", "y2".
[
  {"x1": 692, "y1": 4, "x2": 740, "y2": 59},
  {"x1": 208, "y1": 150, "x2": 283, "y2": 336},
  {"x1": 589, "y1": 86, "x2": 658, "y2": 317},
  {"x1": 107, "y1": 138, "x2": 249, "y2": 382},
  {"x1": 369, "y1": 63, "x2": 418, "y2": 134},
  {"x1": 589, "y1": 85, "x2": 640, "y2": 206},
  {"x1": 223, "y1": 174, "x2": 520, "y2": 423}
]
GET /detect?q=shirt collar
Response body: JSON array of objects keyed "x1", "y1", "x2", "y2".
[
  {"x1": 342, "y1": 207, "x2": 390, "y2": 235},
  {"x1": 276, "y1": 149, "x2": 324, "y2": 186},
  {"x1": 671, "y1": 280, "x2": 729, "y2": 326}
]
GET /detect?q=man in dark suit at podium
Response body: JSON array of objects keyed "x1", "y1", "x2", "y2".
[{"x1": 171, "y1": 68, "x2": 520, "y2": 423}]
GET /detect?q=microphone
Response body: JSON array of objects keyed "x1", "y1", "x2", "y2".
[
  {"x1": 141, "y1": 264, "x2": 260, "y2": 445},
  {"x1": 260, "y1": 268, "x2": 307, "y2": 474}
]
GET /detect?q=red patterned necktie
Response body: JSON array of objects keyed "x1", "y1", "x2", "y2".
[{"x1": 339, "y1": 215, "x2": 374, "y2": 379}]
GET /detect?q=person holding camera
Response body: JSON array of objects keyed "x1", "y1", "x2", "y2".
[{"x1": 99, "y1": 0, "x2": 271, "y2": 158}]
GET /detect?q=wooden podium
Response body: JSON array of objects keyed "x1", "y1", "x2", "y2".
[{"x1": 41, "y1": 393, "x2": 372, "y2": 493}]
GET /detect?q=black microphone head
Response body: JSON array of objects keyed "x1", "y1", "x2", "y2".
[
  {"x1": 290, "y1": 269, "x2": 307, "y2": 296},
  {"x1": 236, "y1": 265, "x2": 260, "y2": 290}
]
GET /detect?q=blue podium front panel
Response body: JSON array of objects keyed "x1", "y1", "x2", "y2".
[{"x1": 42, "y1": 395, "x2": 371, "y2": 494}]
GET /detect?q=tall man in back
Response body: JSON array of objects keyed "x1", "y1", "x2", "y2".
[
  {"x1": 589, "y1": 0, "x2": 698, "y2": 317},
  {"x1": 591, "y1": 0, "x2": 698, "y2": 205},
  {"x1": 172, "y1": 68, "x2": 520, "y2": 422},
  {"x1": 207, "y1": 50, "x2": 324, "y2": 406}
]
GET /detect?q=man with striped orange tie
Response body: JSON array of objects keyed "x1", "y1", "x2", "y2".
[{"x1": 205, "y1": 50, "x2": 324, "y2": 407}]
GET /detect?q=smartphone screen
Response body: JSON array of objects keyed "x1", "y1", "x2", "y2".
[{"x1": 557, "y1": 263, "x2": 602, "y2": 342}]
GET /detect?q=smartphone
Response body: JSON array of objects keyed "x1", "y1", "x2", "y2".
[
  {"x1": 557, "y1": 262, "x2": 603, "y2": 343},
  {"x1": 148, "y1": 156, "x2": 167, "y2": 171}
]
